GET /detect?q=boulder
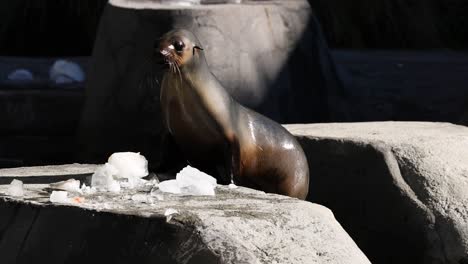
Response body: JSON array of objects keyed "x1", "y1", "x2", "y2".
[
  {"x1": 286, "y1": 122, "x2": 468, "y2": 264},
  {"x1": 77, "y1": 0, "x2": 348, "y2": 166},
  {"x1": 0, "y1": 165, "x2": 370, "y2": 264}
]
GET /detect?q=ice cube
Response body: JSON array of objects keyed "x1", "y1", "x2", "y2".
[
  {"x1": 179, "y1": 180, "x2": 215, "y2": 196},
  {"x1": 50, "y1": 179, "x2": 81, "y2": 193},
  {"x1": 8, "y1": 179, "x2": 24, "y2": 197},
  {"x1": 50, "y1": 191, "x2": 69, "y2": 203},
  {"x1": 158, "y1": 166, "x2": 217, "y2": 196},
  {"x1": 108, "y1": 152, "x2": 148, "y2": 179},
  {"x1": 176, "y1": 166, "x2": 217, "y2": 188},
  {"x1": 177, "y1": 166, "x2": 216, "y2": 196},
  {"x1": 107, "y1": 180, "x2": 121, "y2": 193},
  {"x1": 91, "y1": 163, "x2": 121, "y2": 192},
  {"x1": 158, "y1": 180, "x2": 181, "y2": 194}
]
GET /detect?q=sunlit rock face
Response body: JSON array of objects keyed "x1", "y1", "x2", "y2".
[
  {"x1": 287, "y1": 122, "x2": 468, "y2": 264},
  {"x1": 78, "y1": 0, "x2": 347, "y2": 166}
]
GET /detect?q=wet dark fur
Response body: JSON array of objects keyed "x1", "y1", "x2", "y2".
[{"x1": 158, "y1": 29, "x2": 309, "y2": 199}]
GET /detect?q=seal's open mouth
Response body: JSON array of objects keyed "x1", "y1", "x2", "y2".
[{"x1": 158, "y1": 46, "x2": 183, "y2": 74}]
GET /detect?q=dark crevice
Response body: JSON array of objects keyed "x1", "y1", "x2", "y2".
[{"x1": 15, "y1": 207, "x2": 40, "y2": 261}]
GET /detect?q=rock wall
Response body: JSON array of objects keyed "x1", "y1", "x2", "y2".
[
  {"x1": 77, "y1": 0, "x2": 348, "y2": 166},
  {"x1": 287, "y1": 122, "x2": 468, "y2": 264}
]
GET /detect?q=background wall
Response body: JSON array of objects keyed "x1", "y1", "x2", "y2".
[
  {"x1": 308, "y1": 0, "x2": 468, "y2": 49},
  {"x1": 1, "y1": 0, "x2": 468, "y2": 56}
]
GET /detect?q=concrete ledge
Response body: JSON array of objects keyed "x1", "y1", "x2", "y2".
[
  {"x1": 0, "y1": 164, "x2": 97, "y2": 184},
  {"x1": 0, "y1": 168, "x2": 370, "y2": 264}
]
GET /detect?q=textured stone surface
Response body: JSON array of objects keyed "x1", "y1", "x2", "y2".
[
  {"x1": 77, "y1": 0, "x2": 347, "y2": 165},
  {"x1": 0, "y1": 167, "x2": 370, "y2": 264},
  {"x1": 0, "y1": 164, "x2": 97, "y2": 184},
  {"x1": 286, "y1": 122, "x2": 468, "y2": 264}
]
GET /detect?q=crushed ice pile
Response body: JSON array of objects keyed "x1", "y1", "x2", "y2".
[
  {"x1": 47, "y1": 179, "x2": 87, "y2": 204},
  {"x1": 158, "y1": 166, "x2": 217, "y2": 196},
  {"x1": 8, "y1": 179, "x2": 24, "y2": 197},
  {"x1": 44, "y1": 152, "x2": 218, "y2": 205},
  {"x1": 91, "y1": 152, "x2": 149, "y2": 192},
  {"x1": 50, "y1": 179, "x2": 81, "y2": 193},
  {"x1": 49, "y1": 59, "x2": 85, "y2": 84},
  {"x1": 91, "y1": 163, "x2": 121, "y2": 192}
]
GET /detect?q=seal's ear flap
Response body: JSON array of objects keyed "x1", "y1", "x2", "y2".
[{"x1": 193, "y1": 46, "x2": 204, "y2": 55}]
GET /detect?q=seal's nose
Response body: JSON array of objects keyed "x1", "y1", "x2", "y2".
[{"x1": 151, "y1": 47, "x2": 166, "y2": 66}]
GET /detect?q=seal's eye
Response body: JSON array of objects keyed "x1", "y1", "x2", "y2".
[{"x1": 173, "y1": 40, "x2": 185, "y2": 52}]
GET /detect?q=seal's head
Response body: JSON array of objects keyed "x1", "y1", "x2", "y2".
[{"x1": 158, "y1": 29, "x2": 204, "y2": 72}]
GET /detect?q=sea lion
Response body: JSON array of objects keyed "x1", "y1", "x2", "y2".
[{"x1": 158, "y1": 29, "x2": 309, "y2": 199}]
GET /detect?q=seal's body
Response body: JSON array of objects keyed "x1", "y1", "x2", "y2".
[{"x1": 159, "y1": 29, "x2": 309, "y2": 199}]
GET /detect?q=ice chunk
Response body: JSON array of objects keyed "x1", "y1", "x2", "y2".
[
  {"x1": 176, "y1": 166, "x2": 216, "y2": 196},
  {"x1": 80, "y1": 183, "x2": 96, "y2": 194},
  {"x1": 8, "y1": 179, "x2": 24, "y2": 197},
  {"x1": 91, "y1": 163, "x2": 121, "y2": 193},
  {"x1": 158, "y1": 166, "x2": 217, "y2": 196},
  {"x1": 107, "y1": 180, "x2": 121, "y2": 193},
  {"x1": 7, "y1": 69, "x2": 33, "y2": 81},
  {"x1": 119, "y1": 176, "x2": 147, "y2": 189},
  {"x1": 50, "y1": 191, "x2": 69, "y2": 203},
  {"x1": 108, "y1": 152, "x2": 148, "y2": 180},
  {"x1": 49, "y1": 59, "x2": 85, "y2": 84},
  {"x1": 50, "y1": 179, "x2": 81, "y2": 193},
  {"x1": 179, "y1": 180, "x2": 215, "y2": 196},
  {"x1": 228, "y1": 183, "x2": 238, "y2": 189},
  {"x1": 158, "y1": 180, "x2": 181, "y2": 194},
  {"x1": 90, "y1": 152, "x2": 150, "y2": 192},
  {"x1": 176, "y1": 166, "x2": 217, "y2": 187}
]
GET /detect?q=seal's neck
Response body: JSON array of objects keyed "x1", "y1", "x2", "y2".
[{"x1": 181, "y1": 52, "x2": 212, "y2": 80}]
